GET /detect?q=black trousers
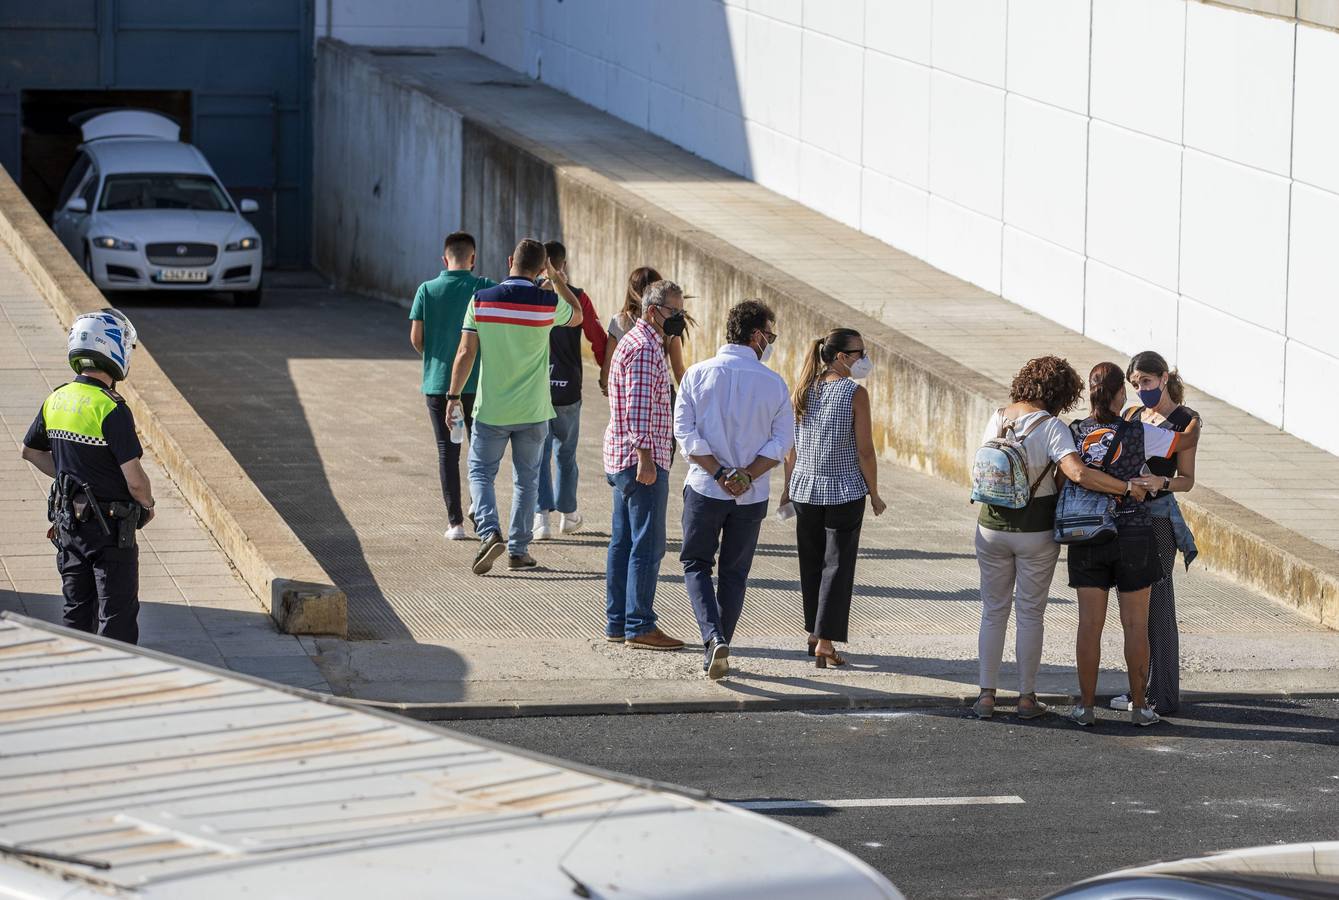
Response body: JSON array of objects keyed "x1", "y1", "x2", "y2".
[
  {"x1": 425, "y1": 392, "x2": 475, "y2": 526},
  {"x1": 58, "y1": 521, "x2": 139, "y2": 644},
  {"x1": 794, "y1": 497, "x2": 866, "y2": 643}
]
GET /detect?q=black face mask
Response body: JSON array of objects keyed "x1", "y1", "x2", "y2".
[{"x1": 659, "y1": 310, "x2": 687, "y2": 338}]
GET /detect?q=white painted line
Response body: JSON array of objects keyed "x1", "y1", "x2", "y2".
[{"x1": 734, "y1": 795, "x2": 1025, "y2": 811}]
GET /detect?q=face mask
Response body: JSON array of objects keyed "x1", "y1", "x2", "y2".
[
  {"x1": 659, "y1": 310, "x2": 686, "y2": 338},
  {"x1": 1138, "y1": 386, "x2": 1163, "y2": 408},
  {"x1": 848, "y1": 356, "x2": 872, "y2": 380},
  {"x1": 757, "y1": 338, "x2": 774, "y2": 364}
]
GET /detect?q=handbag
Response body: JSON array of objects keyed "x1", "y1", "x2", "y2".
[{"x1": 1053, "y1": 419, "x2": 1130, "y2": 545}]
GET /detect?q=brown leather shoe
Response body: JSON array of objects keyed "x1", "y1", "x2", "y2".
[{"x1": 625, "y1": 628, "x2": 685, "y2": 651}]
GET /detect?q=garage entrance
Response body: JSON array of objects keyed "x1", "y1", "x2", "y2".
[
  {"x1": 0, "y1": 1, "x2": 312, "y2": 267},
  {"x1": 21, "y1": 90, "x2": 192, "y2": 224}
]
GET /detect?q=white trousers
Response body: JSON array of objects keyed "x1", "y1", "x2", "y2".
[{"x1": 974, "y1": 525, "x2": 1061, "y2": 695}]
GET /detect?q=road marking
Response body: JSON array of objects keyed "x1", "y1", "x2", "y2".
[{"x1": 734, "y1": 795, "x2": 1025, "y2": 811}]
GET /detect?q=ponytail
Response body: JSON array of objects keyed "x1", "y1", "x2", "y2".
[
  {"x1": 792, "y1": 328, "x2": 863, "y2": 420},
  {"x1": 1089, "y1": 362, "x2": 1125, "y2": 424},
  {"x1": 1166, "y1": 369, "x2": 1185, "y2": 405}
]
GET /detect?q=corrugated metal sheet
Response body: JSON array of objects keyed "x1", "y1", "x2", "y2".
[{"x1": 0, "y1": 615, "x2": 900, "y2": 899}]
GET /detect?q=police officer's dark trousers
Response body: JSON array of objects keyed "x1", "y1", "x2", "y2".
[{"x1": 58, "y1": 519, "x2": 139, "y2": 644}]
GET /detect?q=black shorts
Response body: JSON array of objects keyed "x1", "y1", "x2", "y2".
[{"x1": 1067, "y1": 525, "x2": 1160, "y2": 592}]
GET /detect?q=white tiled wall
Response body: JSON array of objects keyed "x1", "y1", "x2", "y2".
[{"x1": 457, "y1": 0, "x2": 1339, "y2": 455}]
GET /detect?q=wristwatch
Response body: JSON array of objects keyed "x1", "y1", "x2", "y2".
[
  {"x1": 713, "y1": 466, "x2": 727, "y2": 481},
  {"x1": 1123, "y1": 481, "x2": 1132, "y2": 498},
  {"x1": 447, "y1": 394, "x2": 461, "y2": 401},
  {"x1": 1162, "y1": 476, "x2": 1172, "y2": 492}
]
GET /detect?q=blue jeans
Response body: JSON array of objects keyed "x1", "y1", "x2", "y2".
[
  {"x1": 680, "y1": 486, "x2": 767, "y2": 645},
  {"x1": 606, "y1": 464, "x2": 669, "y2": 639},
  {"x1": 538, "y1": 401, "x2": 581, "y2": 514},
  {"x1": 468, "y1": 420, "x2": 547, "y2": 556}
]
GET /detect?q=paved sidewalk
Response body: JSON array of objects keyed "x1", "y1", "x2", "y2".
[
  {"x1": 368, "y1": 49, "x2": 1339, "y2": 555},
  {"x1": 123, "y1": 281, "x2": 1339, "y2": 715},
  {"x1": 0, "y1": 243, "x2": 330, "y2": 693}
]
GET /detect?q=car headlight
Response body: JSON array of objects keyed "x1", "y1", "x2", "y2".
[
  {"x1": 92, "y1": 236, "x2": 136, "y2": 251},
  {"x1": 225, "y1": 237, "x2": 259, "y2": 251}
]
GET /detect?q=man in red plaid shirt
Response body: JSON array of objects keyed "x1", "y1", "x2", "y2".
[{"x1": 602, "y1": 279, "x2": 688, "y2": 651}]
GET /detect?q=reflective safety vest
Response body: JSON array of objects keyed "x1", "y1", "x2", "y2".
[{"x1": 42, "y1": 381, "x2": 122, "y2": 447}]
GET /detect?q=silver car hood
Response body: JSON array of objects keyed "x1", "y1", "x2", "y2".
[{"x1": 89, "y1": 208, "x2": 256, "y2": 245}]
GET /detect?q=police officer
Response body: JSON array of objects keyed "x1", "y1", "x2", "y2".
[{"x1": 21, "y1": 309, "x2": 155, "y2": 644}]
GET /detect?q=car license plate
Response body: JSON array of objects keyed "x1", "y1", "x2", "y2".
[{"x1": 157, "y1": 268, "x2": 209, "y2": 283}]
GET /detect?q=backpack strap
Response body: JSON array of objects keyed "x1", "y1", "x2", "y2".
[
  {"x1": 1016, "y1": 412, "x2": 1054, "y2": 440},
  {"x1": 1027, "y1": 459, "x2": 1056, "y2": 500}
]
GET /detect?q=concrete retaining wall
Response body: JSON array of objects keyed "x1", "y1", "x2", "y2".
[
  {"x1": 313, "y1": 46, "x2": 464, "y2": 305},
  {"x1": 312, "y1": 41, "x2": 1339, "y2": 631},
  {"x1": 0, "y1": 167, "x2": 347, "y2": 638}
]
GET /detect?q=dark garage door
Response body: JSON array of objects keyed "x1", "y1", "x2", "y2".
[{"x1": 0, "y1": 0, "x2": 312, "y2": 267}]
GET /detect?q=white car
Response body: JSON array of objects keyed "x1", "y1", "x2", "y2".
[{"x1": 50, "y1": 110, "x2": 264, "y2": 307}]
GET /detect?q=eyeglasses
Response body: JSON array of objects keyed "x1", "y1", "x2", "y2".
[
  {"x1": 840, "y1": 348, "x2": 865, "y2": 359},
  {"x1": 758, "y1": 329, "x2": 778, "y2": 345}
]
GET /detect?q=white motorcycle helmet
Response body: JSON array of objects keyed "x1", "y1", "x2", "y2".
[{"x1": 68, "y1": 308, "x2": 138, "y2": 382}]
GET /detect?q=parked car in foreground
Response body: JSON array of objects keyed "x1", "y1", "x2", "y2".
[
  {"x1": 0, "y1": 614, "x2": 903, "y2": 899},
  {"x1": 49, "y1": 109, "x2": 264, "y2": 306},
  {"x1": 1047, "y1": 841, "x2": 1339, "y2": 898}
]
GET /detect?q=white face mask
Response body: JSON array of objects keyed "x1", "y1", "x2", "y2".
[
  {"x1": 758, "y1": 339, "x2": 774, "y2": 364},
  {"x1": 848, "y1": 356, "x2": 872, "y2": 380}
]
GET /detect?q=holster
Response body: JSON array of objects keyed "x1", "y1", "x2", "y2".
[{"x1": 115, "y1": 513, "x2": 138, "y2": 550}]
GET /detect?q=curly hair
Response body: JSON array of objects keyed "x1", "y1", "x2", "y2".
[
  {"x1": 1009, "y1": 356, "x2": 1083, "y2": 416},
  {"x1": 725, "y1": 299, "x2": 775, "y2": 345}
]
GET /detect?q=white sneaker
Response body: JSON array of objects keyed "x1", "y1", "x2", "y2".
[
  {"x1": 444, "y1": 524, "x2": 468, "y2": 541},
  {"x1": 1110, "y1": 694, "x2": 1134, "y2": 711},
  {"x1": 533, "y1": 512, "x2": 553, "y2": 541},
  {"x1": 559, "y1": 511, "x2": 584, "y2": 534}
]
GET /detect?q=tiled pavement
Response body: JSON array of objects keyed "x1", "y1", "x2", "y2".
[
  {"x1": 118, "y1": 278, "x2": 1339, "y2": 709},
  {"x1": 0, "y1": 243, "x2": 330, "y2": 693}
]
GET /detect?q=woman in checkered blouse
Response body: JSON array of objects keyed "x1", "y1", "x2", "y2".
[{"x1": 780, "y1": 329, "x2": 886, "y2": 669}]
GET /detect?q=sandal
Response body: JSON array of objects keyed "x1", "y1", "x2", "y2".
[
  {"x1": 1016, "y1": 693, "x2": 1050, "y2": 720},
  {"x1": 971, "y1": 691, "x2": 996, "y2": 720},
  {"x1": 807, "y1": 638, "x2": 818, "y2": 657},
  {"x1": 814, "y1": 648, "x2": 846, "y2": 669}
]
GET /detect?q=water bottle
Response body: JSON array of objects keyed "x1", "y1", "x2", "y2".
[{"x1": 449, "y1": 406, "x2": 465, "y2": 444}]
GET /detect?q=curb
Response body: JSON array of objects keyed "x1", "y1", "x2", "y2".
[
  {"x1": 0, "y1": 167, "x2": 347, "y2": 637},
  {"x1": 339, "y1": 688, "x2": 1339, "y2": 722}
]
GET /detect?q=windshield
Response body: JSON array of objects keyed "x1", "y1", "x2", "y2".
[{"x1": 98, "y1": 173, "x2": 233, "y2": 212}]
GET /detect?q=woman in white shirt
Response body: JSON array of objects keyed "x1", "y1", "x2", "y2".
[{"x1": 972, "y1": 357, "x2": 1133, "y2": 720}]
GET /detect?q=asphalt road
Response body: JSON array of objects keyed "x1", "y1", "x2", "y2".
[{"x1": 450, "y1": 701, "x2": 1339, "y2": 900}]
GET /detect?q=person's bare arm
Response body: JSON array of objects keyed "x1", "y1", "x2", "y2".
[
  {"x1": 410, "y1": 320, "x2": 424, "y2": 354},
  {"x1": 600, "y1": 335, "x2": 617, "y2": 396},
  {"x1": 445, "y1": 332, "x2": 480, "y2": 424},
  {"x1": 1059, "y1": 454, "x2": 1146, "y2": 501},
  {"x1": 21, "y1": 445, "x2": 55, "y2": 479},
  {"x1": 780, "y1": 446, "x2": 796, "y2": 506},
  {"x1": 1134, "y1": 417, "x2": 1200, "y2": 494},
  {"x1": 852, "y1": 386, "x2": 885, "y2": 515},
  {"x1": 544, "y1": 262, "x2": 583, "y2": 328},
  {"x1": 120, "y1": 457, "x2": 156, "y2": 522},
  {"x1": 667, "y1": 336, "x2": 686, "y2": 384}
]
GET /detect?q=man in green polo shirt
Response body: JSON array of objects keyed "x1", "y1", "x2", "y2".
[
  {"x1": 410, "y1": 231, "x2": 496, "y2": 541},
  {"x1": 445, "y1": 238, "x2": 583, "y2": 575}
]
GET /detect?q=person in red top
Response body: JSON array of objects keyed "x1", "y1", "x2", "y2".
[
  {"x1": 602, "y1": 279, "x2": 687, "y2": 652},
  {"x1": 534, "y1": 241, "x2": 608, "y2": 540}
]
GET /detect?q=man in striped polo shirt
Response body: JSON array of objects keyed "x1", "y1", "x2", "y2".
[{"x1": 445, "y1": 239, "x2": 583, "y2": 575}]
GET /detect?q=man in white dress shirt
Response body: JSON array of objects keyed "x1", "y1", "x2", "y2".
[{"x1": 674, "y1": 300, "x2": 794, "y2": 680}]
